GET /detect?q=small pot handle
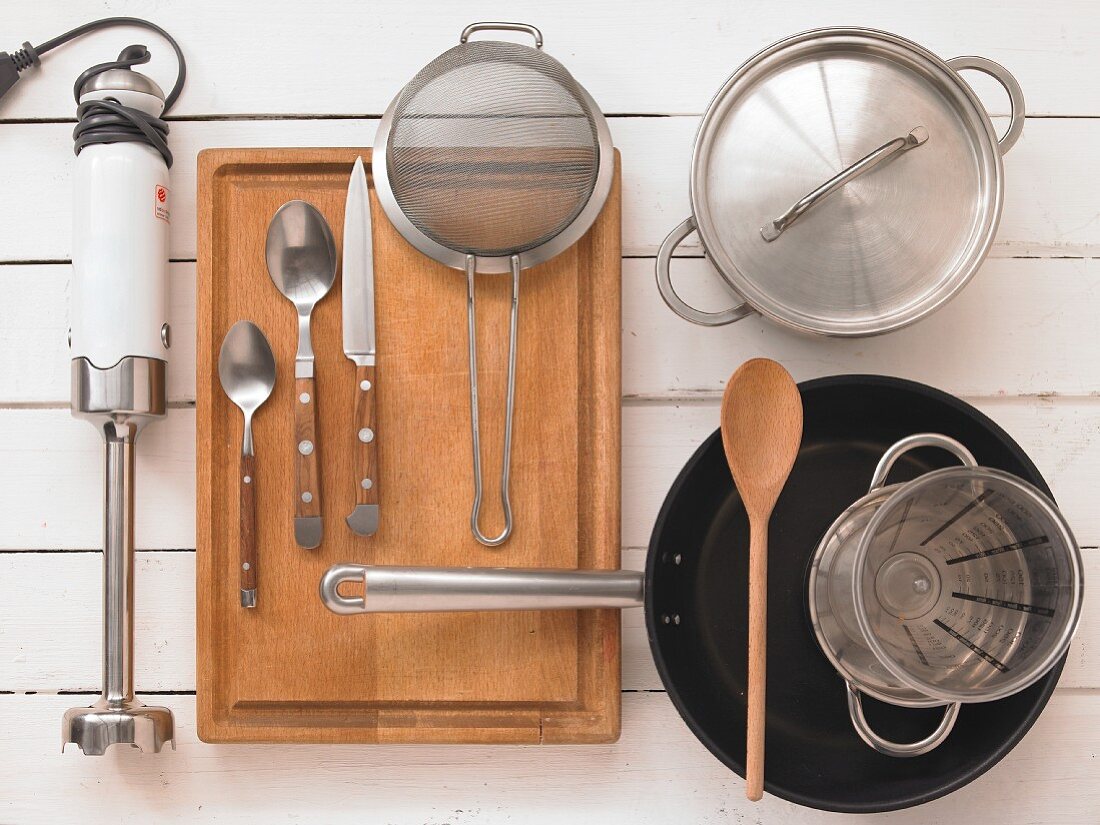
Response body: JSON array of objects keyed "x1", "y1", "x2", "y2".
[
  {"x1": 847, "y1": 682, "x2": 960, "y2": 757},
  {"x1": 947, "y1": 56, "x2": 1025, "y2": 154},
  {"x1": 655, "y1": 217, "x2": 754, "y2": 327},
  {"x1": 868, "y1": 433, "x2": 977, "y2": 493}
]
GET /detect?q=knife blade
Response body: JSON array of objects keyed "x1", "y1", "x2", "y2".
[{"x1": 342, "y1": 156, "x2": 380, "y2": 536}]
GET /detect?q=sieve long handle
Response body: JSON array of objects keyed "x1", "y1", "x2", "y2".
[
  {"x1": 460, "y1": 22, "x2": 543, "y2": 48},
  {"x1": 466, "y1": 254, "x2": 518, "y2": 547},
  {"x1": 868, "y1": 433, "x2": 977, "y2": 493}
]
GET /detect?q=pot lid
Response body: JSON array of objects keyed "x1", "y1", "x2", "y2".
[{"x1": 692, "y1": 28, "x2": 1011, "y2": 336}]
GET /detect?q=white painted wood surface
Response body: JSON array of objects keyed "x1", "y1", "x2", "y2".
[{"x1": 1, "y1": 2, "x2": 1097, "y2": 822}]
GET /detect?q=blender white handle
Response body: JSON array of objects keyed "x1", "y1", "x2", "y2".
[
  {"x1": 847, "y1": 683, "x2": 960, "y2": 758},
  {"x1": 868, "y1": 433, "x2": 977, "y2": 492}
]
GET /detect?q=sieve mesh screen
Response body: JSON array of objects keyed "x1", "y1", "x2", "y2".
[{"x1": 387, "y1": 41, "x2": 600, "y2": 258}]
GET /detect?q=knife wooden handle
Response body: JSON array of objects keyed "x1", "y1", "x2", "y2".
[
  {"x1": 295, "y1": 376, "x2": 322, "y2": 521},
  {"x1": 353, "y1": 365, "x2": 378, "y2": 507},
  {"x1": 239, "y1": 452, "x2": 257, "y2": 606}
]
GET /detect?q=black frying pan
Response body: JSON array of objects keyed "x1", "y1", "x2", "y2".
[
  {"x1": 322, "y1": 374, "x2": 1065, "y2": 812},
  {"x1": 647, "y1": 375, "x2": 1064, "y2": 812}
]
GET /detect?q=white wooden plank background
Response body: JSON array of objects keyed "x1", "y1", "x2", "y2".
[{"x1": 1, "y1": 1, "x2": 1098, "y2": 822}]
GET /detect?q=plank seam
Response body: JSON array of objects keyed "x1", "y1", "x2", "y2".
[{"x1": 0, "y1": 112, "x2": 1087, "y2": 126}]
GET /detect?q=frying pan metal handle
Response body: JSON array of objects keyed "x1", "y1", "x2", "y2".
[
  {"x1": 847, "y1": 683, "x2": 961, "y2": 758},
  {"x1": 320, "y1": 564, "x2": 644, "y2": 614},
  {"x1": 460, "y1": 22, "x2": 543, "y2": 48},
  {"x1": 655, "y1": 217, "x2": 754, "y2": 327},
  {"x1": 868, "y1": 433, "x2": 977, "y2": 492},
  {"x1": 947, "y1": 56, "x2": 1025, "y2": 154}
]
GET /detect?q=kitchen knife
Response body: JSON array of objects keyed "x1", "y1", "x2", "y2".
[{"x1": 342, "y1": 156, "x2": 380, "y2": 536}]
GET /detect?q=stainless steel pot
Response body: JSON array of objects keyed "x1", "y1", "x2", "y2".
[
  {"x1": 655, "y1": 28, "x2": 1024, "y2": 336},
  {"x1": 808, "y1": 433, "x2": 1083, "y2": 757}
]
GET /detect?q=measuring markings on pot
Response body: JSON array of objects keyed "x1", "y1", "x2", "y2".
[
  {"x1": 945, "y1": 534, "x2": 1050, "y2": 565},
  {"x1": 933, "y1": 619, "x2": 1011, "y2": 672},
  {"x1": 951, "y1": 591, "x2": 1056, "y2": 617}
]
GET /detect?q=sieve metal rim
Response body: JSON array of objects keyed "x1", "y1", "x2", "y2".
[
  {"x1": 851, "y1": 465, "x2": 1084, "y2": 704},
  {"x1": 372, "y1": 37, "x2": 615, "y2": 275}
]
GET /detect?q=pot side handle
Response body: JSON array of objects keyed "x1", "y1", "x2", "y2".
[
  {"x1": 869, "y1": 433, "x2": 978, "y2": 493},
  {"x1": 655, "y1": 217, "x2": 754, "y2": 327},
  {"x1": 947, "y1": 56, "x2": 1025, "y2": 154},
  {"x1": 847, "y1": 682, "x2": 961, "y2": 758}
]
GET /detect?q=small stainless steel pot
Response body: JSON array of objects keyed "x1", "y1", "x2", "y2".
[
  {"x1": 656, "y1": 27, "x2": 1024, "y2": 336},
  {"x1": 808, "y1": 434, "x2": 1083, "y2": 757}
]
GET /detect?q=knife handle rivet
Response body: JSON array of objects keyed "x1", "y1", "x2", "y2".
[
  {"x1": 361, "y1": 478, "x2": 373, "y2": 490},
  {"x1": 298, "y1": 440, "x2": 314, "y2": 456},
  {"x1": 301, "y1": 491, "x2": 313, "y2": 503},
  {"x1": 359, "y1": 380, "x2": 372, "y2": 392},
  {"x1": 242, "y1": 562, "x2": 251, "y2": 571},
  {"x1": 243, "y1": 475, "x2": 252, "y2": 484},
  {"x1": 299, "y1": 392, "x2": 311, "y2": 404},
  {"x1": 358, "y1": 428, "x2": 374, "y2": 443}
]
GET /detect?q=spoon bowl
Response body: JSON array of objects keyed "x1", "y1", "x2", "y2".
[
  {"x1": 218, "y1": 320, "x2": 276, "y2": 454},
  {"x1": 722, "y1": 360, "x2": 803, "y2": 512},
  {"x1": 266, "y1": 200, "x2": 337, "y2": 309}
]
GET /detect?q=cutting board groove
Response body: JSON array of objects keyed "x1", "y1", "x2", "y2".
[{"x1": 196, "y1": 147, "x2": 622, "y2": 744}]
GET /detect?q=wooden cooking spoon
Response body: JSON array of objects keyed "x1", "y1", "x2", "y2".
[{"x1": 720, "y1": 358, "x2": 803, "y2": 802}]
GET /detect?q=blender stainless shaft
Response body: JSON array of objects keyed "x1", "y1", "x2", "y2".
[
  {"x1": 63, "y1": 359, "x2": 174, "y2": 754},
  {"x1": 103, "y1": 430, "x2": 135, "y2": 706}
]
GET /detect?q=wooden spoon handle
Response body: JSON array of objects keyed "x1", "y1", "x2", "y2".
[
  {"x1": 746, "y1": 517, "x2": 767, "y2": 801},
  {"x1": 239, "y1": 452, "x2": 257, "y2": 607}
]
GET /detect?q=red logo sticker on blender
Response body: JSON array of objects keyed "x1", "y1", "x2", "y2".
[{"x1": 154, "y1": 185, "x2": 170, "y2": 223}]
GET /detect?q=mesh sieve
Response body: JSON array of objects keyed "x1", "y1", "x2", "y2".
[
  {"x1": 375, "y1": 24, "x2": 612, "y2": 547},
  {"x1": 386, "y1": 40, "x2": 601, "y2": 258}
]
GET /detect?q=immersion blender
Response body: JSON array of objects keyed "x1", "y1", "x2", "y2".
[{"x1": 2, "y1": 18, "x2": 185, "y2": 754}]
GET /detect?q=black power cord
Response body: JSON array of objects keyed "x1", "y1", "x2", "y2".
[{"x1": 1, "y1": 17, "x2": 185, "y2": 166}]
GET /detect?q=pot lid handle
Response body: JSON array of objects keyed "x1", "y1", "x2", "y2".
[{"x1": 761, "y1": 127, "x2": 929, "y2": 243}]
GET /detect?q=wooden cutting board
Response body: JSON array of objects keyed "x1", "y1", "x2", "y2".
[{"x1": 195, "y1": 147, "x2": 622, "y2": 743}]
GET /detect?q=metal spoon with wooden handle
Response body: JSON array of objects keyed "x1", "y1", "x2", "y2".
[
  {"x1": 218, "y1": 321, "x2": 276, "y2": 607},
  {"x1": 266, "y1": 201, "x2": 337, "y2": 549},
  {"x1": 720, "y1": 358, "x2": 803, "y2": 802}
]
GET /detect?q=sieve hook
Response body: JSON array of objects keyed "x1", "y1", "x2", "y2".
[
  {"x1": 466, "y1": 254, "x2": 519, "y2": 547},
  {"x1": 460, "y1": 22, "x2": 543, "y2": 48}
]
